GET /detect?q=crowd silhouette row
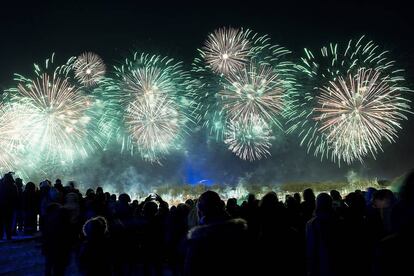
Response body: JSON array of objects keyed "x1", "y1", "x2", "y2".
[{"x1": 1, "y1": 171, "x2": 414, "y2": 276}]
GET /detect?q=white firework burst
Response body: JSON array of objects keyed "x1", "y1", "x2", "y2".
[
  {"x1": 0, "y1": 104, "x2": 30, "y2": 172},
  {"x1": 74, "y1": 52, "x2": 106, "y2": 86},
  {"x1": 125, "y1": 93, "x2": 181, "y2": 162},
  {"x1": 315, "y1": 68, "x2": 410, "y2": 163},
  {"x1": 219, "y1": 63, "x2": 285, "y2": 127},
  {"x1": 203, "y1": 27, "x2": 251, "y2": 75},
  {"x1": 16, "y1": 73, "x2": 94, "y2": 161},
  {"x1": 224, "y1": 115, "x2": 273, "y2": 161}
]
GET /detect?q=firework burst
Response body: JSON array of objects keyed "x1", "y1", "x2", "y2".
[
  {"x1": 202, "y1": 27, "x2": 251, "y2": 75},
  {"x1": 74, "y1": 52, "x2": 106, "y2": 87},
  {"x1": 126, "y1": 93, "x2": 181, "y2": 162},
  {"x1": 0, "y1": 104, "x2": 30, "y2": 174},
  {"x1": 294, "y1": 36, "x2": 411, "y2": 164},
  {"x1": 193, "y1": 28, "x2": 299, "y2": 160},
  {"x1": 224, "y1": 115, "x2": 273, "y2": 161},
  {"x1": 100, "y1": 53, "x2": 196, "y2": 162},
  {"x1": 315, "y1": 69, "x2": 409, "y2": 163},
  {"x1": 14, "y1": 73, "x2": 95, "y2": 162},
  {"x1": 219, "y1": 63, "x2": 285, "y2": 127}
]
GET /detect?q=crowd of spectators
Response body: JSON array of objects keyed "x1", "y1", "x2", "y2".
[{"x1": 1, "y1": 170, "x2": 413, "y2": 276}]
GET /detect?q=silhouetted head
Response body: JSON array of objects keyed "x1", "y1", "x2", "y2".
[
  {"x1": 330, "y1": 190, "x2": 342, "y2": 201},
  {"x1": 286, "y1": 195, "x2": 298, "y2": 209},
  {"x1": 197, "y1": 190, "x2": 223, "y2": 219},
  {"x1": 177, "y1": 203, "x2": 190, "y2": 215},
  {"x1": 15, "y1": 178, "x2": 23, "y2": 188},
  {"x1": 303, "y1": 188, "x2": 316, "y2": 202},
  {"x1": 2, "y1": 172, "x2": 15, "y2": 185},
  {"x1": 373, "y1": 189, "x2": 395, "y2": 209},
  {"x1": 110, "y1": 194, "x2": 117, "y2": 201},
  {"x1": 96, "y1": 186, "x2": 104, "y2": 195},
  {"x1": 86, "y1": 188, "x2": 95, "y2": 198},
  {"x1": 159, "y1": 200, "x2": 169, "y2": 210},
  {"x1": 259, "y1": 191, "x2": 279, "y2": 210},
  {"x1": 104, "y1": 192, "x2": 110, "y2": 201},
  {"x1": 25, "y1": 182, "x2": 36, "y2": 193},
  {"x1": 83, "y1": 216, "x2": 108, "y2": 241},
  {"x1": 68, "y1": 181, "x2": 76, "y2": 189},
  {"x1": 143, "y1": 201, "x2": 158, "y2": 218},
  {"x1": 315, "y1": 193, "x2": 333, "y2": 216},
  {"x1": 399, "y1": 170, "x2": 414, "y2": 204},
  {"x1": 54, "y1": 183, "x2": 63, "y2": 191},
  {"x1": 345, "y1": 192, "x2": 366, "y2": 215},
  {"x1": 118, "y1": 193, "x2": 131, "y2": 204},
  {"x1": 227, "y1": 198, "x2": 237, "y2": 208},
  {"x1": 185, "y1": 198, "x2": 195, "y2": 207}
]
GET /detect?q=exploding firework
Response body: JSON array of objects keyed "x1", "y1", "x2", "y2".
[
  {"x1": 14, "y1": 73, "x2": 96, "y2": 162},
  {"x1": 2, "y1": 54, "x2": 107, "y2": 179},
  {"x1": 294, "y1": 37, "x2": 411, "y2": 164},
  {"x1": 315, "y1": 69, "x2": 409, "y2": 163},
  {"x1": 224, "y1": 115, "x2": 273, "y2": 161},
  {"x1": 0, "y1": 104, "x2": 30, "y2": 174},
  {"x1": 73, "y1": 52, "x2": 106, "y2": 87},
  {"x1": 193, "y1": 27, "x2": 299, "y2": 160},
  {"x1": 202, "y1": 27, "x2": 251, "y2": 75},
  {"x1": 100, "y1": 53, "x2": 195, "y2": 162},
  {"x1": 126, "y1": 93, "x2": 181, "y2": 162},
  {"x1": 219, "y1": 63, "x2": 285, "y2": 128}
]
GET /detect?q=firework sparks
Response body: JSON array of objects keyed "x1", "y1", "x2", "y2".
[
  {"x1": 202, "y1": 27, "x2": 251, "y2": 75},
  {"x1": 315, "y1": 69, "x2": 410, "y2": 163},
  {"x1": 295, "y1": 37, "x2": 411, "y2": 164},
  {"x1": 224, "y1": 115, "x2": 273, "y2": 161},
  {"x1": 74, "y1": 52, "x2": 106, "y2": 86},
  {"x1": 126, "y1": 93, "x2": 181, "y2": 162},
  {"x1": 194, "y1": 28, "x2": 299, "y2": 161},
  {"x1": 0, "y1": 104, "x2": 30, "y2": 173},
  {"x1": 219, "y1": 63, "x2": 285, "y2": 127},
  {"x1": 123, "y1": 66, "x2": 174, "y2": 96},
  {"x1": 15, "y1": 73, "x2": 95, "y2": 162},
  {"x1": 103, "y1": 53, "x2": 195, "y2": 161}
]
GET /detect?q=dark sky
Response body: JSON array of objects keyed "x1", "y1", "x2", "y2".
[
  {"x1": 1, "y1": 0, "x2": 414, "y2": 183},
  {"x1": 1, "y1": 0, "x2": 413, "y2": 79}
]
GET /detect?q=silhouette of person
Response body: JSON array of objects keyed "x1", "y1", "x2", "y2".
[{"x1": 0, "y1": 172, "x2": 18, "y2": 240}]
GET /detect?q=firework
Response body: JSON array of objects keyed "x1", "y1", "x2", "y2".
[
  {"x1": 13, "y1": 73, "x2": 96, "y2": 162},
  {"x1": 294, "y1": 37, "x2": 411, "y2": 164},
  {"x1": 224, "y1": 115, "x2": 273, "y2": 161},
  {"x1": 202, "y1": 27, "x2": 251, "y2": 75},
  {"x1": 126, "y1": 93, "x2": 181, "y2": 162},
  {"x1": 100, "y1": 53, "x2": 195, "y2": 162},
  {"x1": 315, "y1": 69, "x2": 409, "y2": 163},
  {"x1": 219, "y1": 63, "x2": 285, "y2": 128},
  {"x1": 193, "y1": 27, "x2": 299, "y2": 160},
  {"x1": 0, "y1": 104, "x2": 29, "y2": 174},
  {"x1": 1, "y1": 54, "x2": 108, "y2": 179},
  {"x1": 74, "y1": 52, "x2": 106, "y2": 87}
]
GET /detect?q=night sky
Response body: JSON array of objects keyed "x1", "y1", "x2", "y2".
[{"x1": 1, "y1": 0, "x2": 414, "y2": 187}]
